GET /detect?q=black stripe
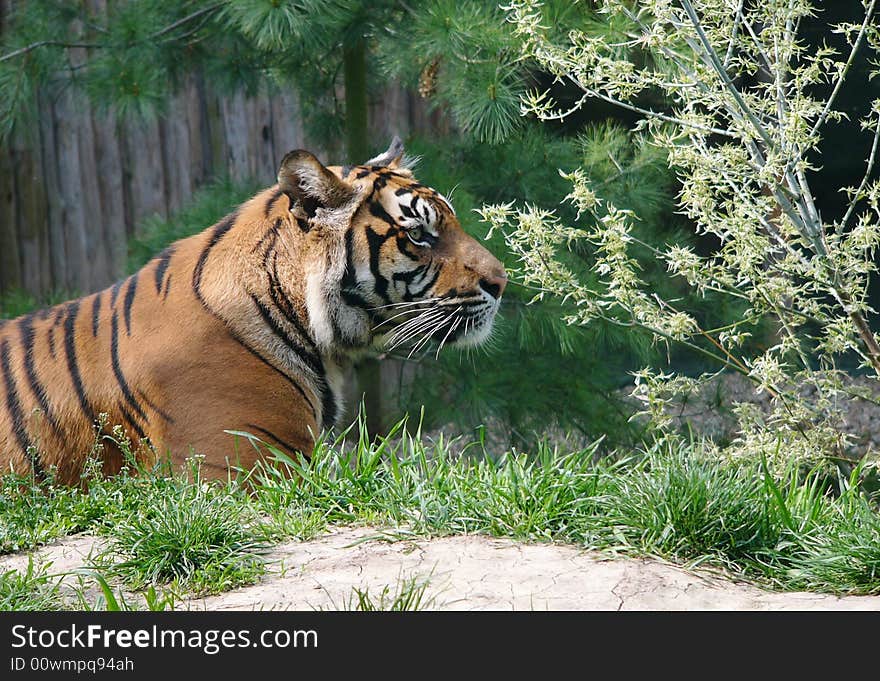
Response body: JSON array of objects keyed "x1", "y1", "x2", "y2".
[
  {"x1": 233, "y1": 334, "x2": 316, "y2": 417},
  {"x1": 371, "y1": 173, "x2": 390, "y2": 192},
  {"x1": 192, "y1": 211, "x2": 239, "y2": 304},
  {"x1": 1, "y1": 338, "x2": 44, "y2": 479},
  {"x1": 320, "y1": 386, "x2": 336, "y2": 428},
  {"x1": 117, "y1": 403, "x2": 147, "y2": 440},
  {"x1": 110, "y1": 311, "x2": 149, "y2": 425},
  {"x1": 163, "y1": 274, "x2": 172, "y2": 300},
  {"x1": 365, "y1": 227, "x2": 392, "y2": 303},
  {"x1": 341, "y1": 228, "x2": 360, "y2": 293},
  {"x1": 52, "y1": 306, "x2": 65, "y2": 326},
  {"x1": 91, "y1": 292, "x2": 102, "y2": 338},
  {"x1": 18, "y1": 315, "x2": 61, "y2": 437},
  {"x1": 63, "y1": 300, "x2": 96, "y2": 425},
  {"x1": 245, "y1": 424, "x2": 306, "y2": 459},
  {"x1": 191, "y1": 210, "x2": 317, "y2": 420},
  {"x1": 252, "y1": 219, "x2": 281, "y2": 258},
  {"x1": 368, "y1": 197, "x2": 398, "y2": 228},
  {"x1": 137, "y1": 390, "x2": 175, "y2": 424},
  {"x1": 250, "y1": 294, "x2": 323, "y2": 377},
  {"x1": 394, "y1": 236, "x2": 421, "y2": 262},
  {"x1": 340, "y1": 229, "x2": 383, "y2": 327},
  {"x1": 154, "y1": 247, "x2": 175, "y2": 294},
  {"x1": 109, "y1": 279, "x2": 124, "y2": 309},
  {"x1": 394, "y1": 263, "x2": 427, "y2": 284},
  {"x1": 411, "y1": 263, "x2": 440, "y2": 298},
  {"x1": 123, "y1": 272, "x2": 138, "y2": 336},
  {"x1": 252, "y1": 290, "x2": 334, "y2": 427},
  {"x1": 269, "y1": 252, "x2": 319, "y2": 355},
  {"x1": 47, "y1": 327, "x2": 56, "y2": 358},
  {"x1": 264, "y1": 188, "x2": 285, "y2": 218}
]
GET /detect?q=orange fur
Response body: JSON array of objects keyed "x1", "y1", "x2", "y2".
[{"x1": 0, "y1": 142, "x2": 506, "y2": 483}]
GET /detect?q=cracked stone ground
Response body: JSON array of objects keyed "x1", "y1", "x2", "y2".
[{"x1": 2, "y1": 527, "x2": 879, "y2": 610}]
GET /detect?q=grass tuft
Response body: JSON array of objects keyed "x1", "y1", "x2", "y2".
[
  {"x1": 3, "y1": 414, "x2": 880, "y2": 600},
  {"x1": 97, "y1": 470, "x2": 266, "y2": 595},
  {"x1": 0, "y1": 558, "x2": 63, "y2": 610},
  {"x1": 599, "y1": 440, "x2": 781, "y2": 562}
]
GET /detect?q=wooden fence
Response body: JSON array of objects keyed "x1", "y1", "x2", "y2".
[{"x1": 0, "y1": 73, "x2": 441, "y2": 303}]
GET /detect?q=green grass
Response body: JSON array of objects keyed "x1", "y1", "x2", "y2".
[
  {"x1": 329, "y1": 575, "x2": 436, "y2": 611},
  {"x1": 0, "y1": 558, "x2": 63, "y2": 610},
  {"x1": 94, "y1": 469, "x2": 268, "y2": 596},
  {"x1": 2, "y1": 415, "x2": 880, "y2": 608}
]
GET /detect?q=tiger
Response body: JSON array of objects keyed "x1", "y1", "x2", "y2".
[{"x1": 0, "y1": 137, "x2": 507, "y2": 484}]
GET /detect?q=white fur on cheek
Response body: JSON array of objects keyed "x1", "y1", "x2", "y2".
[{"x1": 305, "y1": 264, "x2": 335, "y2": 349}]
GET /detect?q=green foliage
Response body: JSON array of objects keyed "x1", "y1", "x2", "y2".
[
  {"x1": 0, "y1": 289, "x2": 71, "y2": 320},
  {"x1": 3, "y1": 418, "x2": 880, "y2": 597},
  {"x1": 97, "y1": 469, "x2": 266, "y2": 595},
  {"x1": 246, "y1": 421, "x2": 880, "y2": 592},
  {"x1": 0, "y1": 0, "x2": 569, "y2": 146},
  {"x1": 489, "y1": 0, "x2": 880, "y2": 468},
  {"x1": 604, "y1": 440, "x2": 780, "y2": 560},
  {"x1": 346, "y1": 576, "x2": 435, "y2": 611},
  {"x1": 0, "y1": 558, "x2": 63, "y2": 611},
  {"x1": 377, "y1": 0, "x2": 527, "y2": 144}
]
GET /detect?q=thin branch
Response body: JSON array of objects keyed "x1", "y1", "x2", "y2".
[
  {"x1": 0, "y1": 41, "x2": 105, "y2": 63},
  {"x1": 679, "y1": 2, "x2": 775, "y2": 151},
  {"x1": 0, "y1": 4, "x2": 223, "y2": 64},
  {"x1": 841, "y1": 110, "x2": 880, "y2": 229},
  {"x1": 564, "y1": 76, "x2": 737, "y2": 138},
  {"x1": 810, "y1": 0, "x2": 877, "y2": 138},
  {"x1": 145, "y1": 3, "x2": 223, "y2": 41},
  {"x1": 723, "y1": 0, "x2": 745, "y2": 69}
]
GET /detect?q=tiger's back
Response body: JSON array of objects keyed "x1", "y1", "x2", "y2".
[{"x1": 0, "y1": 187, "x2": 321, "y2": 483}]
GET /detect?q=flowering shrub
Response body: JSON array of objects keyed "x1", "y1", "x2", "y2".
[{"x1": 483, "y1": 0, "x2": 880, "y2": 469}]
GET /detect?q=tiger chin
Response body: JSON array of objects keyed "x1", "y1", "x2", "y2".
[{"x1": 0, "y1": 137, "x2": 507, "y2": 483}]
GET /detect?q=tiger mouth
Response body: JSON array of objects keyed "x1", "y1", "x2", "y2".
[{"x1": 372, "y1": 296, "x2": 500, "y2": 356}]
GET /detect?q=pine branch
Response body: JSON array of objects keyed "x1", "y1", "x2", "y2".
[
  {"x1": 0, "y1": 40, "x2": 106, "y2": 63},
  {"x1": 0, "y1": 3, "x2": 224, "y2": 64}
]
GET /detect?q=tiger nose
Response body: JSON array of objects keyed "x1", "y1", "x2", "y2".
[{"x1": 479, "y1": 266, "x2": 508, "y2": 299}]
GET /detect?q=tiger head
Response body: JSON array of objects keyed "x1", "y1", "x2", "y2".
[{"x1": 277, "y1": 137, "x2": 507, "y2": 357}]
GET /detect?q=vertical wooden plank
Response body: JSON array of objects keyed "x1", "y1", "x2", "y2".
[
  {"x1": 54, "y1": 87, "x2": 90, "y2": 294},
  {"x1": 87, "y1": 0, "x2": 125, "y2": 283},
  {"x1": 38, "y1": 89, "x2": 67, "y2": 292},
  {"x1": 160, "y1": 91, "x2": 193, "y2": 215},
  {"x1": 92, "y1": 109, "x2": 128, "y2": 282},
  {"x1": 13, "y1": 139, "x2": 51, "y2": 297},
  {"x1": 251, "y1": 89, "x2": 275, "y2": 183},
  {"x1": 122, "y1": 115, "x2": 167, "y2": 236},
  {"x1": 0, "y1": 144, "x2": 22, "y2": 298},
  {"x1": 222, "y1": 89, "x2": 250, "y2": 182},
  {"x1": 270, "y1": 89, "x2": 302, "y2": 163},
  {"x1": 204, "y1": 83, "x2": 226, "y2": 180},
  {"x1": 76, "y1": 94, "x2": 112, "y2": 291},
  {"x1": 185, "y1": 74, "x2": 208, "y2": 189}
]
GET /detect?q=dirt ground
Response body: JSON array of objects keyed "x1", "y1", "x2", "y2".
[{"x1": 3, "y1": 526, "x2": 879, "y2": 611}]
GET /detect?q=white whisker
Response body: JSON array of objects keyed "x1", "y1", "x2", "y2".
[
  {"x1": 368, "y1": 297, "x2": 441, "y2": 311},
  {"x1": 435, "y1": 314, "x2": 463, "y2": 359},
  {"x1": 386, "y1": 311, "x2": 445, "y2": 350},
  {"x1": 372, "y1": 304, "x2": 437, "y2": 331}
]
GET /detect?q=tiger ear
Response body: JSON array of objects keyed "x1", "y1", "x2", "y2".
[
  {"x1": 278, "y1": 149, "x2": 357, "y2": 218},
  {"x1": 364, "y1": 135, "x2": 405, "y2": 169}
]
